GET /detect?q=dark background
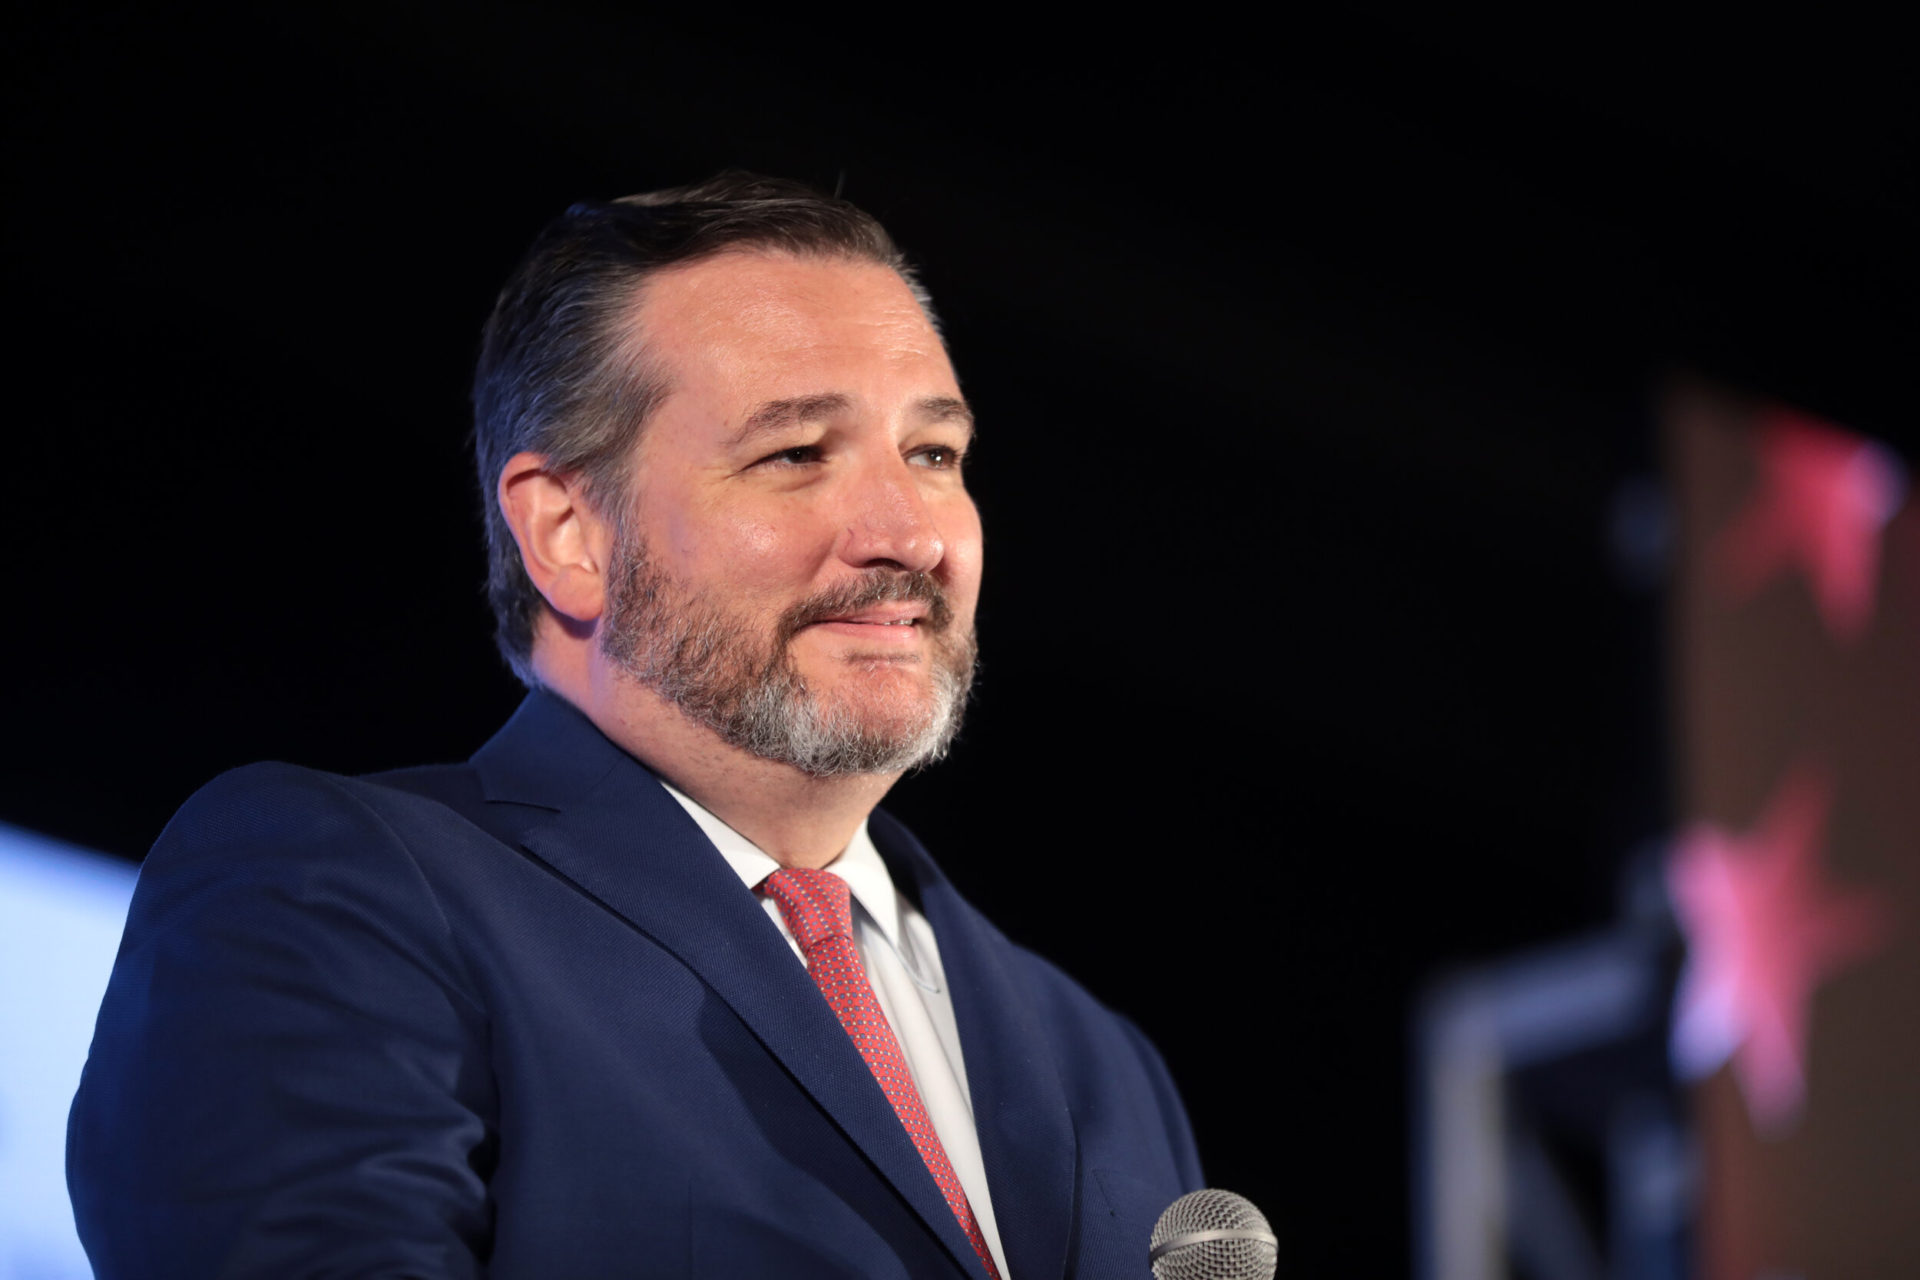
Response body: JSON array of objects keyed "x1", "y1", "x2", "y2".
[{"x1": 6, "y1": 10, "x2": 1915, "y2": 1274}]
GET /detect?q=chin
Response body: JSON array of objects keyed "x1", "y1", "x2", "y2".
[
  {"x1": 808, "y1": 652, "x2": 931, "y2": 691},
  {"x1": 822, "y1": 688, "x2": 942, "y2": 738},
  {"x1": 761, "y1": 637, "x2": 973, "y2": 778}
]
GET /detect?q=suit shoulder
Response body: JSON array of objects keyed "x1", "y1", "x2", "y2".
[
  {"x1": 140, "y1": 763, "x2": 498, "y2": 934},
  {"x1": 161, "y1": 761, "x2": 395, "y2": 850},
  {"x1": 361, "y1": 761, "x2": 490, "y2": 822},
  {"x1": 161, "y1": 760, "x2": 485, "y2": 850},
  {"x1": 997, "y1": 931, "x2": 1139, "y2": 1035},
  {"x1": 142, "y1": 763, "x2": 422, "y2": 895},
  {"x1": 120, "y1": 761, "x2": 495, "y2": 1021}
]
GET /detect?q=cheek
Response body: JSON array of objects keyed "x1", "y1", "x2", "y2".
[{"x1": 661, "y1": 500, "x2": 833, "y2": 594}]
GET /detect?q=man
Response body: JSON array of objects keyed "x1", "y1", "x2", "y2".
[{"x1": 69, "y1": 173, "x2": 1202, "y2": 1277}]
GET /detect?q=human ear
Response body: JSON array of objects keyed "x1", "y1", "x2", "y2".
[{"x1": 497, "y1": 451, "x2": 610, "y2": 625}]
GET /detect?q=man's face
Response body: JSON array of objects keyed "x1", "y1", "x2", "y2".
[{"x1": 598, "y1": 250, "x2": 983, "y2": 777}]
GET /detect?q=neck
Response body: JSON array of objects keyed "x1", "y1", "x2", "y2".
[{"x1": 537, "y1": 646, "x2": 897, "y2": 869}]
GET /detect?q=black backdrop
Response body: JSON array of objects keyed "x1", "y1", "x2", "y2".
[{"x1": 7, "y1": 11, "x2": 1915, "y2": 1274}]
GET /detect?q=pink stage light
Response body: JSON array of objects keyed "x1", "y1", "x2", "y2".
[
  {"x1": 1667, "y1": 765, "x2": 1893, "y2": 1135},
  {"x1": 1710, "y1": 408, "x2": 1906, "y2": 643}
]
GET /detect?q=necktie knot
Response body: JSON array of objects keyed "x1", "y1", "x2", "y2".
[{"x1": 761, "y1": 867, "x2": 854, "y2": 953}]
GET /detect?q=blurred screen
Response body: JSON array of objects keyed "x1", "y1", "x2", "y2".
[
  {"x1": 1667, "y1": 382, "x2": 1920, "y2": 1277},
  {"x1": 0, "y1": 826, "x2": 135, "y2": 1279}
]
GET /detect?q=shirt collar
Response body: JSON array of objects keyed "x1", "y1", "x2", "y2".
[{"x1": 658, "y1": 780, "x2": 904, "y2": 948}]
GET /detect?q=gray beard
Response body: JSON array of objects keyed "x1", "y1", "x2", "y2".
[{"x1": 600, "y1": 528, "x2": 976, "y2": 778}]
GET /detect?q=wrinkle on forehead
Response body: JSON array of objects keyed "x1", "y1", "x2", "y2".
[{"x1": 632, "y1": 250, "x2": 947, "y2": 375}]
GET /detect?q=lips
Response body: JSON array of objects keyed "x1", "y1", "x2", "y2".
[
  {"x1": 781, "y1": 572, "x2": 953, "y2": 639},
  {"x1": 817, "y1": 605, "x2": 925, "y2": 628},
  {"x1": 805, "y1": 604, "x2": 928, "y2": 646}
]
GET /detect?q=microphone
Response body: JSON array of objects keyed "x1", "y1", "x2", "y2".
[{"x1": 1148, "y1": 1189, "x2": 1278, "y2": 1280}]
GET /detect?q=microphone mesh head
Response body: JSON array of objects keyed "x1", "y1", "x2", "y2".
[{"x1": 1149, "y1": 1188, "x2": 1277, "y2": 1280}]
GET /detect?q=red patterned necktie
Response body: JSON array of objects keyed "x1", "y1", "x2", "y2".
[{"x1": 761, "y1": 867, "x2": 1002, "y2": 1279}]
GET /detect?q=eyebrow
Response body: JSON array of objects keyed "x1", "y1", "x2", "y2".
[
  {"x1": 916, "y1": 395, "x2": 975, "y2": 436},
  {"x1": 725, "y1": 392, "x2": 975, "y2": 448}
]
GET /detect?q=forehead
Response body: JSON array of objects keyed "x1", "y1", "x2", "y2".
[{"x1": 621, "y1": 250, "x2": 954, "y2": 400}]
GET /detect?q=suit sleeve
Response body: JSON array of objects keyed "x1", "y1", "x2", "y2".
[
  {"x1": 1118, "y1": 1014, "x2": 1206, "y2": 1191},
  {"x1": 68, "y1": 764, "x2": 497, "y2": 1279}
]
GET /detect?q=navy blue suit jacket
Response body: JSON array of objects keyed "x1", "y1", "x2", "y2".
[{"x1": 69, "y1": 692, "x2": 1202, "y2": 1277}]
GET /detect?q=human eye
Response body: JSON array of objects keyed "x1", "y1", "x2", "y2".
[
  {"x1": 907, "y1": 443, "x2": 966, "y2": 471},
  {"x1": 755, "y1": 444, "x2": 823, "y2": 468}
]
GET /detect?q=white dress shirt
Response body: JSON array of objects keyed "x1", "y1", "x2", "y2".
[{"x1": 659, "y1": 783, "x2": 1011, "y2": 1277}]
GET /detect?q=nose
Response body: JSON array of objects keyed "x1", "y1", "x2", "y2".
[{"x1": 836, "y1": 458, "x2": 946, "y2": 575}]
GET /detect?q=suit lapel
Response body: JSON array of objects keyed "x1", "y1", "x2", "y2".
[
  {"x1": 470, "y1": 693, "x2": 984, "y2": 1277},
  {"x1": 873, "y1": 812, "x2": 1079, "y2": 1280}
]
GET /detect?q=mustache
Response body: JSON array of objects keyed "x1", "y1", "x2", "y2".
[{"x1": 778, "y1": 571, "x2": 954, "y2": 640}]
